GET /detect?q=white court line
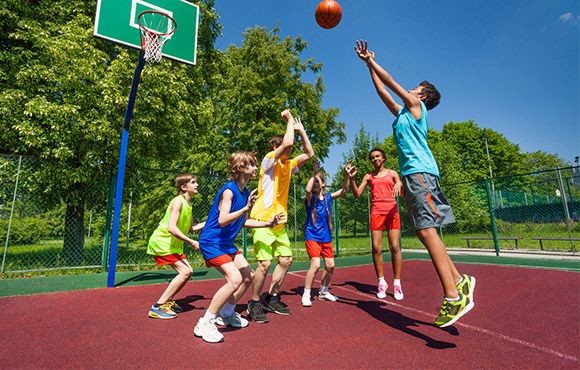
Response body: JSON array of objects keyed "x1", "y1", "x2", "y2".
[{"x1": 288, "y1": 271, "x2": 578, "y2": 363}]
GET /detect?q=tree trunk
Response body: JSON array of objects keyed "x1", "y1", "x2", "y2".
[{"x1": 63, "y1": 205, "x2": 85, "y2": 265}]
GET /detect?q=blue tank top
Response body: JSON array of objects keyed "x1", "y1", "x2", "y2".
[
  {"x1": 304, "y1": 192, "x2": 333, "y2": 243},
  {"x1": 199, "y1": 181, "x2": 249, "y2": 260},
  {"x1": 392, "y1": 101, "x2": 439, "y2": 177}
]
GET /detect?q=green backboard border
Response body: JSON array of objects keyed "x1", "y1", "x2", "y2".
[{"x1": 94, "y1": 0, "x2": 199, "y2": 65}]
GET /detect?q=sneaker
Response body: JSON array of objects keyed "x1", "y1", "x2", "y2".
[
  {"x1": 376, "y1": 279, "x2": 388, "y2": 299},
  {"x1": 456, "y1": 274, "x2": 476, "y2": 303},
  {"x1": 166, "y1": 300, "x2": 184, "y2": 313},
  {"x1": 194, "y1": 317, "x2": 224, "y2": 343},
  {"x1": 263, "y1": 295, "x2": 291, "y2": 315},
  {"x1": 393, "y1": 285, "x2": 404, "y2": 301},
  {"x1": 434, "y1": 293, "x2": 474, "y2": 328},
  {"x1": 301, "y1": 295, "x2": 312, "y2": 307},
  {"x1": 247, "y1": 300, "x2": 269, "y2": 323},
  {"x1": 148, "y1": 304, "x2": 177, "y2": 319},
  {"x1": 215, "y1": 312, "x2": 249, "y2": 328},
  {"x1": 318, "y1": 291, "x2": 338, "y2": 302}
]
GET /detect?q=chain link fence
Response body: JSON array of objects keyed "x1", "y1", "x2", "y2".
[{"x1": 1, "y1": 154, "x2": 578, "y2": 276}]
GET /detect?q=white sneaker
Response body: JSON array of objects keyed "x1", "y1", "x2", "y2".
[
  {"x1": 215, "y1": 312, "x2": 249, "y2": 328},
  {"x1": 393, "y1": 284, "x2": 404, "y2": 301},
  {"x1": 376, "y1": 280, "x2": 388, "y2": 299},
  {"x1": 318, "y1": 291, "x2": 338, "y2": 302},
  {"x1": 301, "y1": 295, "x2": 312, "y2": 307},
  {"x1": 193, "y1": 318, "x2": 224, "y2": 343}
]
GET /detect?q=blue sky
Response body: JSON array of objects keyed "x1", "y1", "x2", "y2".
[{"x1": 213, "y1": 0, "x2": 579, "y2": 173}]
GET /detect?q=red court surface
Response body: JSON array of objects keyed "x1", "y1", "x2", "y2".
[{"x1": 1, "y1": 260, "x2": 578, "y2": 369}]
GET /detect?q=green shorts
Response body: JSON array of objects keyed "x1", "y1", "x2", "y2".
[{"x1": 253, "y1": 226, "x2": 292, "y2": 261}]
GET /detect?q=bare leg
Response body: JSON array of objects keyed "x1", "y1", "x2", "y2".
[
  {"x1": 231, "y1": 254, "x2": 254, "y2": 303},
  {"x1": 320, "y1": 257, "x2": 335, "y2": 287},
  {"x1": 416, "y1": 228, "x2": 458, "y2": 298},
  {"x1": 156, "y1": 259, "x2": 192, "y2": 304},
  {"x1": 387, "y1": 229, "x2": 402, "y2": 280},
  {"x1": 371, "y1": 230, "x2": 385, "y2": 278},
  {"x1": 269, "y1": 256, "x2": 292, "y2": 295},
  {"x1": 304, "y1": 257, "x2": 321, "y2": 290},
  {"x1": 251, "y1": 259, "x2": 271, "y2": 301},
  {"x1": 207, "y1": 262, "x2": 242, "y2": 315}
]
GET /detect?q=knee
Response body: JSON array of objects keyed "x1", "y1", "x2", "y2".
[
  {"x1": 279, "y1": 256, "x2": 293, "y2": 269},
  {"x1": 257, "y1": 260, "x2": 271, "y2": 273},
  {"x1": 180, "y1": 268, "x2": 193, "y2": 280},
  {"x1": 242, "y1": 268, "x2": 254, "y2": 285},
  {"x1": 325, "y1": 260, "x2": 335, "y2": 270},
  {"x1": 371, "y1": 246, "x2": 382, "y2": 255},
  {"x1": 389, "y1": 244, "x2": 401, "y2": 254},
  {"x1": 311, "y1": 260, "x2": 321, "y2": 270}
]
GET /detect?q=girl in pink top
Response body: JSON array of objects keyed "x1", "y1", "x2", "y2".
[{"x1": 348, "y1": 148, "x2": 404, "y2": 300}]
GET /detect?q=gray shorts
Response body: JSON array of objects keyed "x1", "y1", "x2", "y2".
[{"x1": 402, "y1": 173, "x2": 455, "y2": 230}]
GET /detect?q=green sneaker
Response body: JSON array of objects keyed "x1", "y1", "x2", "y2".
[
  {"x1": 456, "y1": 274, "x2": 476, "y2": 303},
  {"x1": 434, "y1": 293, "x2": 474, "y2": 328}
]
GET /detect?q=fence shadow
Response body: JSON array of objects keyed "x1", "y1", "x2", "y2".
[{"x1": 115, "y1": 270, "x2": 208, "y2": 287}]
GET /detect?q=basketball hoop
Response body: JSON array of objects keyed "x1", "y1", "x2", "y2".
[{"x1": 137, "y1": 10, "x2": 177, "y2": 63}]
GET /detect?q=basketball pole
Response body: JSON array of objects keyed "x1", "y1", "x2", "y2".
[{"x1": 107, "y1": 52, "x2": 146, "y2": 288}]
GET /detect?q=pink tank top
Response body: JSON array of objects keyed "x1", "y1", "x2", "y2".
[{"x1": 369, "y1": 172, "x2": 397, "y2": 214}]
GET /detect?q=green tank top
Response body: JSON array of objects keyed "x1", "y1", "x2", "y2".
[{"x1": 147, "y1": 195, "x2": 192, "y2": 256}]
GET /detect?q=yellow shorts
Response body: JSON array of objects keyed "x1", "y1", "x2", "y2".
[{"x1": 253, "y1": 226, "x2": 292, "y2": 261}]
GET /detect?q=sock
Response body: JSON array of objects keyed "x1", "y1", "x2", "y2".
[
  {"x1": 393, "y1": 279, "x2": 401, "y2": 287},
  {"x1": 378, "y1": 277, "x2": 385, "y2": 283},
  {"x1": 320, "y1": 285, "x2": 329, "y2": 294},
  {"x1": 303, "y1": 288, "x2": 311, "y2": 297},
  {"x1": 203, "y1": 310, "x2": 217, "y2": 321},
  {"x1": 444, "y1": 296, "x2": 461, "y2": 302},
  {"x1": 456, "y1": 275, "x2": 464, "y2": 285},
  {"x1": 219, "y1": 303, "x2": 235, "y2": 317}
]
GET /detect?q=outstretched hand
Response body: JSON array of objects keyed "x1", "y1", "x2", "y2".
[
  {"x1": 281, "y1": 109, "x2": 294, "y2": 123},
  {"x1": 354, "y1": 40, "x2": 374, "y2": 62},
  {"x1": 269, "y1": 212, "x2": 286, "y2": 227},
  {"x1": 246, "y1": 189, "x2": 258, "y2": 212},
  {"x1": 293, "y1": 116, "x2": 305, "y2": 132},
  {"x1": 344, "y1": 162, "x2": 357, "y2": 178}
]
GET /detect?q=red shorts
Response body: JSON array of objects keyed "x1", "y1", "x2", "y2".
[
  {"x1": 370, "y1": 213, "x2": 401, "y2": 231},
  {"x1": 205, "y1": 250, "x2": 241, "y2": 268},
  {"x1": 305, "y1": 240, "x2": 334, "y2": 259},
  {"x1": 153, "y1": 253, "x2": 187, "y2": 266}
]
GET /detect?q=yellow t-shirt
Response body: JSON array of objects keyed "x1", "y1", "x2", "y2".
[{"x1": 250, "y1": 151, "x2": 298, "y2": 223}]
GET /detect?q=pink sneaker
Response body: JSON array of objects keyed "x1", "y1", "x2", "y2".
[
  {"x1": 393, "y1": 284, "x2": 404, "y2": 301},
  {"x1": 376, "y1": 280, "x2": 387, "y2": 299}
]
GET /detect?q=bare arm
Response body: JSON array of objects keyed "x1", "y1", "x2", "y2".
[
  {"x1": 273, "y1": 109, "x2": 297, "y2": 162},
  {"x1": 167, "y1": 197, "x2": 199, "y2": 249},
  {"x1": 331, "y1": 167, "x2": 351, "y2": 199},
  {"x1": 190, "y1": 222, "x2": 205, "y2": 232},
  {"x1": 293, "y1": 116, "x2": 315, "y2": 168},
  {"x1": 369, "y1": 67, "x2": 401, "y2": 117},
  {"x1": 390, "y1": 169, "x2": 403, "y2": 197},
  {"x1": 305, "y1": 176, "x2": 315, "y2": 207},
  {"x1": 217, "y1": 189, "x2": 257, "y2": 227},
  {"x1": 349, "y1": 168, "x2": 370, "y2": 198}
]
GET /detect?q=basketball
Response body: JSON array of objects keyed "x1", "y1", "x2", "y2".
[{"x1": 315, "y1": 0, "x2": 342, "y2": 29}]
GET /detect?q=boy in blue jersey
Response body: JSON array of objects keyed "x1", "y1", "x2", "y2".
[
  {"x1": 354, "y1": 40, "x2": 475, "y2": 328},
  {"x1": 194, "y1": 151, "x2": 282, "y2": 343}
]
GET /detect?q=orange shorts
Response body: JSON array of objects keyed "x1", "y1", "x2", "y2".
[
  {"x1": 370, "y1": 213, "x2": 400, "y2": 231},
  {"x1": 305, "y1": 240, "x2": 334, "y2": 259},
  {"x1": 153, "y1": 253, "x2": 187, "y2": 266},
  {"x1": 205, "y1": 250, "x2": 241, "y2": 268}
]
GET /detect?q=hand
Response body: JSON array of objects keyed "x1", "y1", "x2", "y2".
[
  {"x1": 354, "y1": 40, "x2": 374, "y2": 63},
  {"x1": 246, "y1": 189, "x2": 258, "y2": 212},
  {"x1": 189, "y1": 240, "x2": 200, "y2": 250},
  {"x1": 293, "y1": 116, "x2": 305, "y2": 132},
  {"x1": 344, "y1": 162, "x2": 357, "y2": 178},
  {"x1": 312, "y1": 159, "x2": 321, "y2": 175},
  {"x1": 281, "y1": 109, "x2": 293, "y2": 123},
  {"x1": 392, "y1": 182, "x2": 402, "y2": 197},
  {"x1": 269, "y1": 213, "x2": 286, "y2": 227}
]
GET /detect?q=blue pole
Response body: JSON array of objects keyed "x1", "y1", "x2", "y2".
[{"x1": 107, "y1": 53, "x2": 146, "y2": 288}]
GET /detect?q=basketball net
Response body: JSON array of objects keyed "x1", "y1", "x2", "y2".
[{"x1": 138, "y1": 11, "x2": 176, "y2": 63}]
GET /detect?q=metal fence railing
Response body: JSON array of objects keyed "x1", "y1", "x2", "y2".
[{"x1": 1, "y1": 153, "x2": 578, "y2": 276}]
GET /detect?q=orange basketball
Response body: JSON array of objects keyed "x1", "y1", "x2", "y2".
[{"x1": 315, "y1": 0, "x2": 342, "y2": 29}]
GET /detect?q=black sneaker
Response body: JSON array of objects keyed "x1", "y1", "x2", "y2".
[
  {"x1": 247, "y1": 300, "x2": 269, "y2": 323},
  {"x1": 263, "y1": 294, "x2": 291, "y2": 315}
]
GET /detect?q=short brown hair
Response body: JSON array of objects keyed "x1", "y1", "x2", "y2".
[
  {"x1": 229, "y1": 151, "x2": 257, "y2": 180},
  {"x1": 174, "y1": 173, "x2": 195, "y2": 194},
  {"x1": 269, "y1": 135, "x2": 283, "y2": 149},
  {"x1": 419, "y1": 80, "x2": 441, "y2": 110}
]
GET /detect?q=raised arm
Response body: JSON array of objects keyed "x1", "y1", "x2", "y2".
[
  {"x1": 346, "y1": 164, "x2": 369, "y2": 198},
  {"x1": 274, "y1": 109, "x2": 297, "y2": 161},
  {"x1": 305, "y1": 175, "x2": 316, "y2": 207},
  {"x1": 293, "y1": 116, "x2": 315, "y2": 168},
  {"x1": 330, "y1": 166, "x2": 351, "y2": 199}
]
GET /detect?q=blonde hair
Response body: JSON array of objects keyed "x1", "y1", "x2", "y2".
[
  {"x1": 174, "y1": 173, "x2": 195, "y2": 194},
  {"x1": 228, "y1": 151, "x2": 257, "y2": 180}
]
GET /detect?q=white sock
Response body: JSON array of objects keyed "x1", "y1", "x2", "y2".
[
  {"x1": 219, "y1": 303, "x2": 235, "y2": 317},
  {"x1": 444, "y1": 296, "x2": 460, "y2": 302},
  {"x1": 320, "y1": 285, "x2": 328, "y2": 294},
  {"x1": 203, "y1": 310, "x2": 217, "y2": 321},
  {"x1": 378, "y1": 277, "x2": 386, "y2": 283},
  {"x1": 303, "y1": 288, "x2": 311, "y2": 297},
  {"x1": 394, "y1": 279, "x2": 401, "y2": 287}
]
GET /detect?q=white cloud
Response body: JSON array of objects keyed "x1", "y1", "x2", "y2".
[{"x1": 558, "y1": 12, "x2": 579, "y2": 25}]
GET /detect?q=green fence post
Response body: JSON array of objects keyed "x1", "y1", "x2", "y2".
[
  {"x1": 485, "y1": 178, "x2": 500, "y2": 256},
  {"x1": 102, "y1": 173, "x2": 116, "y2": 271},
  {"x1": 242, "y1": 228, "x2": 247, "y2": 257},
  {"x1": 334, "y1": 198, "x2": 340, "y2": 257}
]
